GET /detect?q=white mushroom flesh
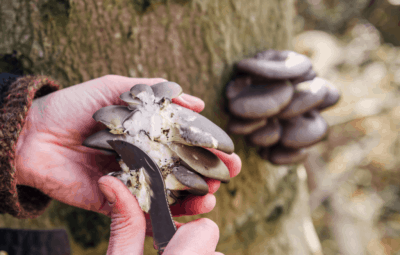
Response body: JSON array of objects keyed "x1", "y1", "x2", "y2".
[{"x1": 108, "y1": 90, "x2": 208, "y2": 211}]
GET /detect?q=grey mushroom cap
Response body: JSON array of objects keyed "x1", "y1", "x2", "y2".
[
  {"x1": 171, "y1": 166, "x2": 209, "y2": 195},
  {"x1": 229, "y1": 80, "x2": 294, "y2": 119},
  {"x1": 249, "y1": 118, "x2": 281, "y2": 147},
  {"x1": 225, "y1": 76, "x2": 252, "y2": 100},
  {"x1": 171, "y1": 104, "x2": 235, "y2": 154},
  {"x1": 277, "y1": 78, "x2": 329, "y2": 119},
  {"x1": 168, "y1": 142, "x2": 231, "y2": 183},
  {"x1": 290, "y1": 68, "x2": 317, "y2": 86},
  {"x1": 318, "y1": 81, "x2": 341, "y2": 111},
  {"x1": 236, "y1": 50, "x2": 312, "y2": 80},
  {"x1": 151, "y1": 81, "x2": 183, "y2": 99},
  {"x1": 262, "y1": 145, "x2": 308, "y2": 165},
  {"x1": 254, "y1": 49, "x2": 290, "y2": 61},
  {"x1": 92, "y1": 105, "x2": 132, "y2": 131},
  {"x1": 82, "y1": 128, "x2": 125, "y2": 151},
  {"x1": 228, "y1": 117, "x2": 267, "y2": 135},
  {"x1": 120, "y1": 91, "x2": 142, "y2": 105},
  {"x1": 130, "y1": 84, "x2": 154, "y2": 97},
  {"x1": 280, "y1": 110, "x2": 328, "y2": 149}
]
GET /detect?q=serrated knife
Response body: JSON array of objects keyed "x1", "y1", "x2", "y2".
[{"x1": 106, "y1": 140, "x2": 177, "y2": 254}]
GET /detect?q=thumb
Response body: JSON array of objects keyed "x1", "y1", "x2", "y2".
[
  {"x1": 164, "y1": 218, "x2": 220, "y2": 255},
  {"x1": 98, "y1": 175, "x2": 146, "y2": 255}
]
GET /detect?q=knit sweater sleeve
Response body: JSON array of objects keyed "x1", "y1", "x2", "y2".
[{"x1": 0, "y1": 74, "x2": 62, "y2": 219}]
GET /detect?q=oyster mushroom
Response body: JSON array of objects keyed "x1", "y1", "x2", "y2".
[
  {"x1": 248, "y1": 118, "x2": 281, "y2": 147},
  {"x1": 290, "y1": 68, "x2": 317, "y2": 86},
  {"x1": 229, "y1": 80, "x2": 294, "y2": 119},
  {"x1": 260, "y1": 145, "x2": 308, "y2": 165},
  {"x1": 237, "y1": 50, "x2": 313, "y2": 80},
  {"x1": 227, "y1": 117, "x2": 267, "y2": 135},
  {"x1": 82, "y1": 128, "x2": 124, "y2": 153},
  {"x1": 83, "y1": 82, "x2": 234, "y2": 211},
  {"x1": 93, "y1": 106, "x2": 131, "y2": 134},
  {"x1": 277, "y1": 78, "x2": 329, "y2": 119},
  {"x1": 151, "y1": 81, "x2": 183, "y2": 99},
  {"x1": 168, "y1": 143, "x2": 231, "y2": 183},
  {"x1": 280, "y1": 110, "x2": 328, "y2": 149},
  {"x1": 225, "y1": 49, "x2": 340, "y2": 165},
  {"x1": 165, "y1": 166, "x2": 209, "y2": 196},
  {"x1": 225, "y1": 76, "x2": 252, "y2": 101},
  {"x1": 318, "y1": 80, "x2": 341, "y2": 111}
]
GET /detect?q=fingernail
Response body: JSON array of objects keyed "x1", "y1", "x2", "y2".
[
  {"x1": 99, "y1": 184, "x2": 116, "y2": 205},
  {"x1": 177, "y1": 94, "x2": 189, "y2": 103}
]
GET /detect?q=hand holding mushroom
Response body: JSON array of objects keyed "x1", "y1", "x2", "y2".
[
  {"x1": 14, "y1": 75, "x2": 241, "y2": 221},
  {"x1": 83, "y1": 77, "x2": 240, "y2": 214}
]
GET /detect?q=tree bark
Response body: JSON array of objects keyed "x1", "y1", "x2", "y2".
[{"x1": 0, "y1": 0, "x2": 321, "y2": 254}]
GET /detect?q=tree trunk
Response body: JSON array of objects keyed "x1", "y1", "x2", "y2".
[{"x1": 0, "y1": 0, "x2": 322, "y2": 254}]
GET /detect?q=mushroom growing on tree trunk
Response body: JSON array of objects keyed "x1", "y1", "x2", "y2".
[{"x1": 226, "y1": 49, "x2": 341, "y2": 165}]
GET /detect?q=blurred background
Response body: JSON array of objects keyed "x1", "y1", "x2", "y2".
[
  {"x1": 1, "y1": 0, "x2": 400, "y2": 254},
  {"x1": 294, "y1": 0, "x2": 400, "y2": 254}
]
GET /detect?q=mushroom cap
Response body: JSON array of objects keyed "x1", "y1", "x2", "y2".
[
  {"x1": 236, "y1": 50, "x2": 312, "y2": 80},
  {"x1": 277, "y1": 78, "x2": 329, "y2": 119},
  {"x1": 249, "y1": 118, "x2": 281, "y2": 147},
  {"x1": 151, "y1": 81, "x2": 183, "y2": 99},
  {"x1": 170, "y1": 104, "x2": 235, "y2": 154},
  {"x1": 82, "y1": 128, "x2": 125, "y2": 151},
  {"x1": 228, "y1": 117, "x2": 268, "y2": 135},
  {"x1": 254, "y1": 49, "x2": 290, "y2": 61},
  {"x1": 318, "y1": 81, "x2": 341, "y2": 111},
  {"x1": 264, "y1": 145, "x2": 308, "y2": 165},
  {"x1": 290, "y1": 68, "x2": 317, "y2": 86},
  {"x1": 92, "y1": 105, "x2": 132, "y2": 131},
  {"x1": 120, "y1": 91, "x2": 142, "y2": 105},
  {"x1": 168, "y1": 142, "x2": 231, "y2": 183},
  {"x1": 166, "y1": 166, "x2": 209, "y2": 195},
  {"x1": 225, "y1": 76, "x2": 252, "y2": 100},
  {"x1": 130, "y1": 84, "x2": 154, "y2": 97},
  {"x1": 280, "y1": 110, "x2": 328, "y2": 149},
  {"x1": 228, "y1": 80, "x2": 294, "y2": 119}
]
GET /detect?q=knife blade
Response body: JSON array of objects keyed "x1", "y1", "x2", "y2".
[{"x1": 106, "y1": 140, "x2": 177, "y2": 254}]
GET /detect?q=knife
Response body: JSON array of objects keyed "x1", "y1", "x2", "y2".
[{"x1": 106, "y1": 140, "x2": 177, "y2": 254}]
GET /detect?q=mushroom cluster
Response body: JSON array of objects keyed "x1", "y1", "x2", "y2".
[
  {"x1": 83, "y1": 82, "x2": 234, "y2": 212},
  {"x1": 226, "y1": 49, "x2": 340, "y2": 165}
]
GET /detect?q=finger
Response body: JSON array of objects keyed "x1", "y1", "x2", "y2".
[
  {"x1": 98, "y1": 175, "x2": 146, "y2": 255},
  {"x1": 164, "y1": 218, "x2": 220, "y2": 255},
  {"x1": 207, "y1": 149, "x2": 242, "y2": 178},
  {"x1": 172, "y1": 93, "x2": 205, "y2": 113},
  {"x1": 170, "y1": 194, "x2": 216, "y2": 217},
  {"x1": 204, "y1": 178, "x2": 221, "y2": 194}
]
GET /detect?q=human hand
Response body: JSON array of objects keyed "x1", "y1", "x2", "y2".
[
  {"x1": 15, "y1": 75, "x2": 241, "y2": 219},
  {"x1": 98, "y1": 175, "x2": 223, "y2": 255}
]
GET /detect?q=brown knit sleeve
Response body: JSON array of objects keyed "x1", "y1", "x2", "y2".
[{"x1": 0, "y1": 75, "x2": 61, "y2": 219}]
